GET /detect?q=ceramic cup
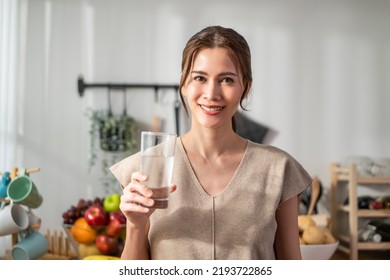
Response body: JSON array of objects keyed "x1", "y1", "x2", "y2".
[
  {"x1": 7, "y1": 168, "x2": 43, "y2": 209},
  {"x1": 27, "y1": 208, "x2": 42, "y2": 231},
  {"x1": 12, "y1": 230, "x2": 49, "y2": 260},
  {"x1": 0, "y1": 172, "x2": 11, "y2": 198},
  {"x1": 0, "y1": 200, "x2": 29, "y2": 236}
]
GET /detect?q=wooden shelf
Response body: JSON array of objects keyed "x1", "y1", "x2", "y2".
[
  {"x1": 330, "y1": 162, "x2": 390, "y2": 260},
  {"x1": 337, "y1": 205, "x2": 390, "y2": 217},
  {"x1": 335, "y1": 233, "x2": 390, "y2": 250},
  {"x1": 358, "y1": 242, "x2": 390, "y2": 250},
  {"x1": 336, "y1": 175, "x2": 390, "y2": 184}
]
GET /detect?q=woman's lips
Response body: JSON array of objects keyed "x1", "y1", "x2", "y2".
[{"x1": 199, "y1": 105, "x2": 224, "y2": 113}]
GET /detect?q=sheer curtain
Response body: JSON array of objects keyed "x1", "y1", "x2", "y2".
[
  {"x1": 0, "y1": 0, "x2": 19, "y2": 169},
  {"x1": 0, "y1": 0, "x2": 23, "y2": 258}
]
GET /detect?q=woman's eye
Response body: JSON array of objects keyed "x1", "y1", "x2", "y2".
[
  {"x1": 194, "y1": 76, "x2": 205, "y2": 82},
  {"x1": 221, "y1": 77, "x2": 234, "y2": 83}
]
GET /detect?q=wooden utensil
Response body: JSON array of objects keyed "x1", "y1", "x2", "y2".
[{"x1": 307, "y1": 176, "x2": 321, "y2": 215}]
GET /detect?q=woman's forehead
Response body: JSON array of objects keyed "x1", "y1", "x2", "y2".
[{"x1": 191, "y1": 47, "x2": 240, "y2": 74}]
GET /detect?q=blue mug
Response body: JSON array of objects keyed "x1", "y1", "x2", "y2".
[
  {"x1": 12, "y1": 230, "x2": 49, "y2": 260},
  {"x1": 0, "y1": 172, "x2": 11, "y2": 198}
]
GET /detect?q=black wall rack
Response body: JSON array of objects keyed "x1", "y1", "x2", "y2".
[
  {"x1": 77, "y1": 74, "x2": 182, "y2": 134},
  {"x1": 77, "y1": 75, "x2": 179, "y2": 98}
]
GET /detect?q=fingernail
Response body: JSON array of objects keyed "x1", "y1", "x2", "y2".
[{"x1": 147, "y1": 199, "x2": 154, "y2": 206}]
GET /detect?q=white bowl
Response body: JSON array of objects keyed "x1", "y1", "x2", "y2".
[{"x1": 300, "y1": 242, "x2": 339, "y2": 260}]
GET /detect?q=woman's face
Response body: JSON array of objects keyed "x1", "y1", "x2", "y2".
[{"x1": 181, "y1": 48, "x2": 244, "y2": 130}]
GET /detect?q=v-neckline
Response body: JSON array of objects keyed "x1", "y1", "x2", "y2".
[{"x1": 177, "y1": 137, "x2": 249, "y2": 198}]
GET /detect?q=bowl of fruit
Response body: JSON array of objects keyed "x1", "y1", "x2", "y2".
[
  {"x1": 62, "y1": 194, "x2": 126, "y2": 259},
  {"x1": 298, "y1": 214, "x2": 339, "y2": 260}
]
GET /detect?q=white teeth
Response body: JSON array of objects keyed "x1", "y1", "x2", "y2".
[{"x1": 201, "y1": 105, "x2": 223, "y2": 112}]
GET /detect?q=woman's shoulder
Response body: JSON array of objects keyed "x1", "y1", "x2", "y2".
[
  {"x1": 245, "y1": 140, "x2": 310, "y2": 177},
  {"x1": 246, "y1": 140, "x2": 293, "y2": 161},
  {"x1": 246, "y1": 140, "x2": 312, "y2": 200}
]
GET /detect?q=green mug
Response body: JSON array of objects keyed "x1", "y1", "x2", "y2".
[{"x1": 7, "y1": 169, "x2": 43, "y2": 209}]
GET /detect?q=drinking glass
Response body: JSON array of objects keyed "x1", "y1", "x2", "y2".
[{"x1": 140, "y1": 131, "x2": 176, "y2": 209}]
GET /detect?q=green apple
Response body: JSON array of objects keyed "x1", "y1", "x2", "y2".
[{"x1": 103, "y1": 193, "x2": 121, "y2": 213}]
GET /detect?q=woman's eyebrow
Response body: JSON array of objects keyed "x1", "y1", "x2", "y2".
[
  {"x1": 191, "y1": 70, "x2": 207, "y2": 75},
  {"x1": 218, "y1": 71, "x2": 237, "y2": 76},
  {"x1": 191, "y1": 70, "x2": 237, "y2": 76}
]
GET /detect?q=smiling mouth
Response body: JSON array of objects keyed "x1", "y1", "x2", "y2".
[{"x1": 200, "y1": 105, "x2": 224, "y2": 112}]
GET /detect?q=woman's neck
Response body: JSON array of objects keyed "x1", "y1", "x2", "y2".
[{"x1": 181, "y1": 128, "x2": 246, "y2": 159}]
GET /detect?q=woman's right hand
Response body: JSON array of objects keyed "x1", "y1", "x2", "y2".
[{"x1": 119, "y1": 171, "x2": 155, "y2": 229}]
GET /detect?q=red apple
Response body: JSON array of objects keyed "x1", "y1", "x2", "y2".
[
  {"x1": 106, "y1": 211, "x2": 126, "y2": 237},
  {"x1": 109, "y1": 210, "x2": 126, "y2": 224},
  {"x1": 106, "y1": 219, "x2": 125, "y2": 237},
  {"x1": 95, "y1": 234, "x2": 119, "y2": 255},
  {"x1": 84, "y1": 204, "x2": 108, "y2": 226}
]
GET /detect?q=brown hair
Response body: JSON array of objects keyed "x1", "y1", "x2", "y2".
[{"x1": 179, "y1": 26, "x2": 253, "y2": 122}]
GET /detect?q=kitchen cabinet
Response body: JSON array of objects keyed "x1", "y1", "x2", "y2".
[{"x1": 330, "y1": 162, "x2": 390, "y2": 260}]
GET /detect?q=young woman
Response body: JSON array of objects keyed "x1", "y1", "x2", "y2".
[{"x1": 110, "y1": 25, "x2": 311, "y2": 260}]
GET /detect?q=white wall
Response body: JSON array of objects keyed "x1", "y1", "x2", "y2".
[{"x1": 3, "y1": 0, "x2": 390, "y2": 249}]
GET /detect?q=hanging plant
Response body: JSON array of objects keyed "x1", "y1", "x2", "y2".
[
  {"x1": 98, "y1": 111, "x2": 136, "y2": 152},
  {"x1": 86, "y1": 108, "x2": 137, "y2": 172}
]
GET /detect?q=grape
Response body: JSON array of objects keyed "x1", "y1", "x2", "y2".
[
  {"x1": 94, "y1": 197, "x2": 103, "y2": 205},
  {"x1": 62, "y1": 196, "x2": 106, "y2": 224},
  {"x1": 67, "y1": 209, "x2": 75, "y2": 218},
  {"x1": 77, "y1": 198, "x2": 86, "y2": 208}
]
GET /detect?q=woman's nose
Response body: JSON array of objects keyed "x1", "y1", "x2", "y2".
[{"x1": 203, "y1": 81, "x2": 221, "y2": 100}]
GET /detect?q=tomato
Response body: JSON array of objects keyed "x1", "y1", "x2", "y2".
[{"x1": 71, "y1": 217, "x2": 97, "y2": 245}]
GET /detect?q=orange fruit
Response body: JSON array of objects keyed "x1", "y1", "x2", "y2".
[{"x1": 71, "y1": 217, "x2": 97, "y2": 245}]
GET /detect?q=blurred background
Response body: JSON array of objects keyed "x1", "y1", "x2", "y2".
[{"x1": 1, "y1": 0, "x2": 389, "y2": 257}]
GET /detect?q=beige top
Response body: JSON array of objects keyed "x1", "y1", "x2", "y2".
[{"x1": 110, "y1": 138, "x2": 311, "y2": 260}]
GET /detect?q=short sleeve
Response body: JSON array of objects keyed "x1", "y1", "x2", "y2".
[
  {"x1": 109, "y1": 152, "x2": 141, "y2": 188},
  {"x1": 279, "y1": 156, "x2": 312, "y2": 205}
]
